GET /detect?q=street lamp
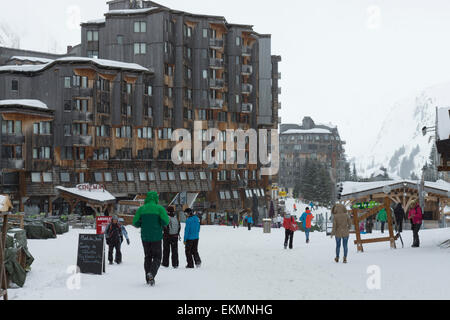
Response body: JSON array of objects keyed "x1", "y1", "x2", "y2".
[{"x1": 422, "y1": 126, "x2": 436, "y2": 137}]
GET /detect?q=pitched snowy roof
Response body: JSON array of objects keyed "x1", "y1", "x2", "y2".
[
  {"x1": 84, "y1": 18, "x2": 106, "y2": 24},
  {"x1": 437, "y1": 107, "x2": 450, "y2": 141},
  {"x1": 9, "y1": 56, "x2": 54, "y2": 64},
  {"x1": 56, "y1": 186, "x2": 116, "y2": 203},
  {"x1": 316, "y1": 122, "x2": 337, "y2": 129},
  {"x1": 341, "y1": 179, "x2": 450, "y2": 198},
  {"x1": 0, "y1": 57, "x2": 151, "y2": 73},
  {"x1": 0, "y1": 99, "x2": 49, "y2": 110},
  {"x1": 55, "y1": 57, "x2": 151, "y2": 72},
  {"x1": 106, "y1": 8, "x2": 160, "y2": 15},
  {"x1": 282, "y1": 128, "x2": 332, "y2": 135},
  {"x1": 0, "y1": 64, "x2": 48, "y2": 73}
]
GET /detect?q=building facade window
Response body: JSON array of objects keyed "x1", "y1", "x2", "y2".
[
  {"x1": 87, "y1": 30, "x2": 99, "y2": 41},
  {"x1": 134, "y1": 43, "x2": 146, "y2": 55}
]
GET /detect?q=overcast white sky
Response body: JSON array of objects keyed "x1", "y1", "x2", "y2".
[{"x1": 2, "y1": 0, "x2": 450, "y2": 158}]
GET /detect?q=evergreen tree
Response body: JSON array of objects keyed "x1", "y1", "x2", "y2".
[{"x1": 352, "y1": 163, "x2": 358, "y2": 182}]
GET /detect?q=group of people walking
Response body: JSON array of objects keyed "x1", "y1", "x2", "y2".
[
  {"x1": 105, "y1": 191, "x2": 202, "y2": 287},
  {"x1": 283, "y1": 207, "x2": 315, "y2": 249}
]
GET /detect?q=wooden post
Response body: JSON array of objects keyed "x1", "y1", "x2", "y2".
[
  {"x1": 385, "y1": 197, "x2": 396, "y2": 249},
  {"x1": 353, "y1": 208, "x2": 363, "y2": 252}
]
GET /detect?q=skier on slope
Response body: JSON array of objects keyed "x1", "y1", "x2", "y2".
[
  {"x1": 300, "y1": 207, "x2": 314, "y2": 244},
  {"x1": 184, "y1": 208, "x2": 202, "y2": 269},
  {"x1": 283, "y1": 213, "x2": 298, "y2": 249},
  {"x1": 133, "y1": 191, "x2": 169, "y2": 286},
  {"x1": 105, "y1": 215, "x2": 123, "y2": 265},
  {"x1": 162, "y1": 206, "x2": 181, "y2": 269}
]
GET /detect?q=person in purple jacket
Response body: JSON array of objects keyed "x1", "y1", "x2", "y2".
[{"x1": 184, "y1": 208, "x2": 202, "y2": 269}]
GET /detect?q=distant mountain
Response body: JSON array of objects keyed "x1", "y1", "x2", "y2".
[
  {"x1": 0, "y1": 23, "x2": 20, "y2": 48},
  {"x1": 353, "y1": 82, "x2": 450, "y2": 180}
]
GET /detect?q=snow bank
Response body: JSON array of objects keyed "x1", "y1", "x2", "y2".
[
  {"x1": 0, "y1": 99, "x2": 48, "y2": 110},
  {"x1": 55, "y1": 57, "x2": 150, "y2": 72}
]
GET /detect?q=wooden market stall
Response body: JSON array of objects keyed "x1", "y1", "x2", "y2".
[
  {"x1": 55, "y1": 184, "x2": 116, "y2": 217},
  {"x1": 340, "y1": 180, "x2": 450, "y2": 229}
]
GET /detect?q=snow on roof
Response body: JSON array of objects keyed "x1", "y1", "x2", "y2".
[
  {"x1": 0, "y1": 57, "x2": 151, "y2": 73},
  {"x1": 437, "y1": 107, "x2": 450, "y2": 141},
  {"x1": 282, "y1": 128, "x2": 332, "y2": 135},
  {"x1": 0, "y1": 64, "x2": 48, "y2": 73},
  {"x1": 55, "y1": 57, "x2": 150, "y2": 72},
  {"x1": 84, "y1": 18, "x2": 106, "y2": 24},
  {"x1": 56, "y1": 186, "x2": 116, "y2": 203},
  {"x1": 0, "y1": 99, "x2": 48, "y2": 110},
  {"x1": 10, "y1": 56, "x2": 54, "y2": 64},
  {"x1": 316, "y1": 122, "x2": 337, "y2": 129},
  {"x1": 107, "y1": 8, "x2": 159, "y2": 15},
  {"x1": 342, "y1": 179, "x2": 450, "y2": 196}
]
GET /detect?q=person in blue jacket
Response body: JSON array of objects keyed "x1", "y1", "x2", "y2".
[
  {"x1": 118, "y1": 218, "x2": 130, "y2": 245},
  {"x1": 246, "y1": 214, "x2": 254, "y2": 231},
  {"x1": 184, "y1": 208, "x2": 202, "y2": 269}
]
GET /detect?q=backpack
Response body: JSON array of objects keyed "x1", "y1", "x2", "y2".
[{"x1": 167, "y1": 216, "x2": 180, "y2": 235}]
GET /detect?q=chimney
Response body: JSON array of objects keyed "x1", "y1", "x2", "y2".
[{"x1": 67, "y1": 45, "x2": 73, "y2": 54}]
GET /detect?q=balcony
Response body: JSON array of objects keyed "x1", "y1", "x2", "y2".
[
  {"x1": 276, "y1": 102, "x2": 282, "y2": 110},
  {"x1": 242, "y1": 65, "x2": 253, "y2": 75},
  {"x1": 210, "y1": 99, "x2": 224, "y2": 109},
  {"x1": 210, "y1": 78, "x2": 225, "y2": 89},
  {"x1": 242, "y1": 83, "x2": 253, "y2": 94},
  {"x1": 72, "y1": 135, "x2": 93, "y2": 146},
  {"x1": 1, "y1": 135, "x2": 25, "y2": 145},
  {"x1": 1, "y1": 159, "x2": 24, "y2": 170},
  {"x1": 242, "y1": 46, "x2": 251, "y2": 57},
  {"x1": 209, "y1": 38, "x2": 224, "y2": 49},
  {"x1": 72, "y1": 111, "x2": 94, "y2": 122},
  {"x1": 209, "y1": 58, "x2": 224, "y2": 69},
  {"x1": 242, "y1": 103, "x2": 253, "y2": 113}
]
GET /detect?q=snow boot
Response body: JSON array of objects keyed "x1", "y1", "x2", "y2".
[
  {"x1": 343, "y1": 257, "x2": 347, "y2": 264},
  {"x1": 284, "y1": 245, "x2": 287, "y2": 250},
  {"x1": 146, "y1": 273, "x2": 155, "y2": 287},
  {"x1": 109, "y1": 261, "x2": 113, "y2": 265},
  {"x1": 196, "y1": 263, "x2": 201, "y2": 269},
  {"x1": 335, "y1": 257, "x2": 339, "y2": 263}
]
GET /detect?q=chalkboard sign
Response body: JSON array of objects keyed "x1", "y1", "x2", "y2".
[{"x1": 76, "y1": 234, "x2": 105, "y2": 275}]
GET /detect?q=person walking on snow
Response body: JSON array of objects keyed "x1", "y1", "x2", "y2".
[
  {"x1": 133, "y1": 191, "x2": 169, "y2": 287},
  {"x1": 394, "y1": 203, "x2": 405, "y2": 233},
  {"x1": 105, "y1": 216, "x2": 123, "y2": 265},
  {"x1": 300, "y1": 207, "x2": 314, "y2": 244},
  {"x1": 283, "y1": 213, "x2": 298, "y2": 249},
  {"x1": 246, "y1": 214, "x2": 254, "y2": 231},
  {"x1": 377, "y1": 208, "x2": 387, "y2": 234},
  {"x1": 118, "y1": 218, "x2": 130, "y2": 246},
  {"x1": 331, "y1": 203, "x2": 352, "y2": 264},
  {"x1": 184, "y1": 208, "x2": 202, "y2": 269},
  {"x1": 162, "y1": 206, "x2": 181, "y2": 269},
  {"x1": 408, "y1": 201, "x2": 423, "y2": 248}
]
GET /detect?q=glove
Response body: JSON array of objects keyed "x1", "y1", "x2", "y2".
[{"x1": 127, "y1": 239, "x2": 130, "y2": 245}]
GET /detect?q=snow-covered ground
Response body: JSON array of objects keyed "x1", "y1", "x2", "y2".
[{"x1": 7, "y1": 223, "x2": 450, "y2": 300}]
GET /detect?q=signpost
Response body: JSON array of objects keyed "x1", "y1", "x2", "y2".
[
  {"x1": 76, "y1": 234, "x2": 105, "y2": 275},
  {"x1": 96, "y1": 216, "x2": 112, "y2": 235}
]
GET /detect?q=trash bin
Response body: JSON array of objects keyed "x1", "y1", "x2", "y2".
[{"x1": 263, "y1": 219, "x2": 272, "y2": 234}]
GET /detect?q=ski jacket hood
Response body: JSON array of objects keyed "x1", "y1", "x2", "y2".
[{"x1": 133, "y1": 191, "x2": 169, "y2": 242}]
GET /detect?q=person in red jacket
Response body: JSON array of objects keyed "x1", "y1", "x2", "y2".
[
  {"x1": 408, "y1": 201, "x2": 423, "y2": 248},
  {"x1": 283, "y1": 213, "x2": 298, "y2": 250}
]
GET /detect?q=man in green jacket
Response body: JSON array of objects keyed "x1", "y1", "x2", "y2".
[
  {"x1": 133, "y1": 191, "x2": 169, "y2": 286},
  {"x1": 377, "y1": 208, "x2": 387, "y2": 234}
]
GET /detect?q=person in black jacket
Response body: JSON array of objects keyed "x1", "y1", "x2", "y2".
[
  {"x1": 105, "y1": 216, "x2": 123, "y2": 265},
  {"x1": 162, "y1": 206, "x2": 181, "y2": 269},
  {"x1": 394, "y1": 203, "x2": 405, "y2": 233}
]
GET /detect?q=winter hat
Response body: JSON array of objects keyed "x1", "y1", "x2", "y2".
[
  {"x1": 112, "y1": 215, "x2": 119, "y2": 222},
  {"x1": 184, "y1": 208, "x2": 193, "y2": 216},
  {"x1": 167, "y1": 206, "x2": 175, "y2": 216},
  {"x1": 118, "y1": 218, "x2": 125, "y2": 223}
]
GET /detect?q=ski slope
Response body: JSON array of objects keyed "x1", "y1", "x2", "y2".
[{"x1": 7, "y1": 223, "x2": 450, "y2": 300}]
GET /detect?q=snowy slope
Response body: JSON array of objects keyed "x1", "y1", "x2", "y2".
[
  {"x1": 353, "y1": 82, "x2": 450, "y2": 179},
  {"x1": 7, "y1": 226, "x2": 450, "y2": 300},
  {"x1": 0, "y1": 23, "x2": 19, "y2": 48}
]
